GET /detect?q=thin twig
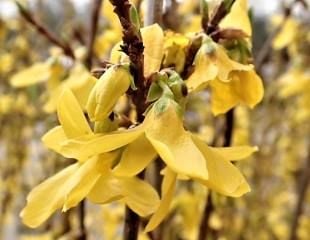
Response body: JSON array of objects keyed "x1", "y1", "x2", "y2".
[
  {"x1": 85, "y1": 0, "x2": 103, "y2": 69},
  {"x1": 289, "y1": 152, "x2": 310, "y2": 240},
  {"x1": 206, "y1": 0, "x2": 236, "y2": 35},
  {"x1": 198, "y1": 193, "x2": 214, "y2": 240},
  {"x1": 15, "y1": 1, "x2": 75, "y2": 59},
  {"x1": 255, "y1": 17, "x2": 288, "y2": 72}
]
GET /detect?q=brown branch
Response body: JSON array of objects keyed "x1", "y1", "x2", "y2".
[
  {"x1": 183, "y1": 0, "x2": 236, "y2": 79},
  {"x1": 181, "y1": 35, "x2": 203, "y2": 79},
  {"x1": 197, "y1": 110, "x2": 234, "y2": 240},
  {"x1": 223, "y1": 109, "x2": 235, "y2": 147},
  {"x1": 206, "y1": 0, "x2": 236, "y2": 35},
  {"x1": 109, "y1": 0, "x2": 146, "y2": 122},
  {"x1": 85, "y1": 0, "x2": 103, "y2": 69},
  {"x1": 198, "y1": 193, "x2": 214, "y2": 240},
  {"x1": 15, "y1": 1, "x2": 75, "y2": 59},
  {"x1": 255, "y1": 17, "x2": 288, "y2": 73},
  {"x1": 289, "y1": 152, "x2": 310, "y2": 240},
  {"x1": 108, "y1": 1, "x2": 147, "y2": 239}
]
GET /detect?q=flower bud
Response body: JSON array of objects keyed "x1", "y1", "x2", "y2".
[{"x1": 86, "y1": 65, "x2": 132, "y2": 121}]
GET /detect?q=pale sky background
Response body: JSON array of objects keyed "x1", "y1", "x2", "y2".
[{"x1": 0, "y1": 0, "x2": 282, "y2": 18}]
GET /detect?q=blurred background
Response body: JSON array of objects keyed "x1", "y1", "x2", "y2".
[{"x1": 0, "y1": 0, "x2": 310, "y2": 239}]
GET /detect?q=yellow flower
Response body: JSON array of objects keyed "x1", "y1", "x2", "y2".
[
  {"x1": 187, "y1": 41, "x2": 252, "y2": 91},
  {"x1": 10, "y1": 61, "x2": 52, "y2": 87},
  {"x1": 210, "y1": 69, "x2": 264, "y2": 115},
  {"x1": 279, "y1": 69, "x2": 310, "y2": 98},
  {"x1": 141, "y1": 24, "x2": 165, "y2": 78},
  {"x1": 186, "y1": 40, "x2": 264, "y2": 115},
  {"x1": 163, "y1": 32, "x2": 190, "y2": 72},
  {"x1": 43, "y1": 63, "x2": 96, "y2": 113},
  {"x1": 20, "y1": 89, "x2": 160, "y2": 228},
  {"x1": 47, "y1": 95, "x2": 256, "y2": 231},
  {"x1": 10, "y1": 59, "x2": 96, "y2": 113},
  {"x1": 86, "y1": 65, "x2": 132, "y2": 121},
  {"x1": 273, "y1": 17, "x2": 298, "y2": 50}
]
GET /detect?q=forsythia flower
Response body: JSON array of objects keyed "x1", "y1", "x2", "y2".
[
  {"x1": 20, "y1": 16, "x2": 259, "y2": 233},
  {"x1": 186, "y1": 38, "x2": 264, "y2": 115},
  {"x1": 10, "y1": 58, "x2": 96, "y2": 113},
  {"x1": 20, "y1": 89, "x2": 160, "y2": 228},
  {"x1": 86, "y1": 65, "x2": 132, "y2": 121},
  {"x1": 53, "y1": 96, "x2": 256, "y2": 231}
]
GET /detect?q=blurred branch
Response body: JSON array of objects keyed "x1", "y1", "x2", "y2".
[
  {"x1": 255, "y1": 0, "x2": 308, "y2": 72},
  {"x1": 198, "y1": 193, "x2": 214, "y2": 240},
  {"x1": 255, "y1": 16, "x2": 289, "y2": 73},
  {"x1": 144, "y1": 0, "x2": 163, "y2": 26},
  {"x1": 198, "y1": 109, "x2": 234, "y2": 240},
  {"x1": 289, "y1": 152, "x2": 310, "y2": 240},
  {"x1": 163, "y1": 0, "x2": 180, "y2": 31},
  {"x1": 85, "y1": 0, "x2": 103, "y2": 69},
  {"x1": 15, "y1": 1, "x2": 75, "y2": 59}
]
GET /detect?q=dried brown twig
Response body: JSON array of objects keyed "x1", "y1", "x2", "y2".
[
  {"x1": 15, "y1": 1, "x2": 75, "y2": 59},
  {"x1": 85, "y1": 0, "x2": 103, "y2": 69}
]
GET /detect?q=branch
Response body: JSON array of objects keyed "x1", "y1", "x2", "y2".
[
  {"x1": 197, "y1": 110, "x2": 234, "y2": 240},
  {"x1": 85, "y1": 0, "x2": 103, "y2": 69},
  {"x1": 15, "y1": 1, "x2": 75, "y2": 59},
  {"x1": 206, "y1": 0, "x2": 236, "y2": 35},
  {"x1": 198, "y1": 193, "x2": 214, "y2": 240},
  {"x1": 109, "y1": 0, "x2": 146, "y2": 121},
  {"x1": 289, "y1": 152, "x2": 310, "y2": 240},
  {"x1": 108, "y1": 1, "x2": 147, "y2": 239}
]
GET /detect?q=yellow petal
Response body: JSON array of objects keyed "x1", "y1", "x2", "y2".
[
  {"x1": 43, "y1": 65, "x2": 96, "y2": 113},
  {"x1": 210, "y1": 70, "x2": 264, "y2": 115},
  {"x1": 209, "y1": 146, "x2": 258, "y2": 161},
  {"x1": 220, "y1": 0, "x2": 252, "y2": 37},
  {"x1": 121, "y1": 177, "x2": 160, "y2": 217},
  {"x1": 86, "y1": 65, "x2": 131, "y2": 121},
  {"x1": 187, "y1": 44, "x2": 252, "y2": 92},
  {"x1": 186, "y1": 48, "x2": 218, "y2": 92},
  {"x1": 10, "y1": 62, "x2": 50, "y2": 87},
  {"x1": 20, "y1": 164, "x2": 79, "y2": 228},
  {"x1": 141, "y1": 24, "x2": 164, "y2": 77},
  {"x1": 113, "y1": 135, "x2": 157, "y2": 177},
  {"x1": 215, "y1": 46, "x2": 252, "y2": 82},
  {"x1": 193, "y1": 136, "x2": 250, "y2": 197},
  {"x1": 279, "y1": 70, "x2": 309, "y2": 98},
  {"x1": 64, "y1": 153, "x2": 117, "y2": 210},
  {"x1": 144, "y1": 168, "x2": 177, "y2": 232},
  {"x1": 110, "y1": 41, "x2": 129, "y2": 64},
  {"x1": 60, "y1": 125, "x2": 145, "y2": 160},
  {"x1": 57, "y1": 88, "x2": 92, "y2": 138},
  {"x1": 70, "y1": 74, "x2": 97, "y2": 110},
  {"x1": 233, "y1": 70, "x2": 264, "y2": 107},
  {"x1": 273, "y1": 18, "x2": 298, "y2": 49},
  {"x1": 145, "y1": 104, "x2": 208, "y2": 180},
  {"x1": 41, "y1": 126, "x2": 67, "y2": 153},
  {"x1": 88, "y1": 175, "x2": 124, "y2": 204}
]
